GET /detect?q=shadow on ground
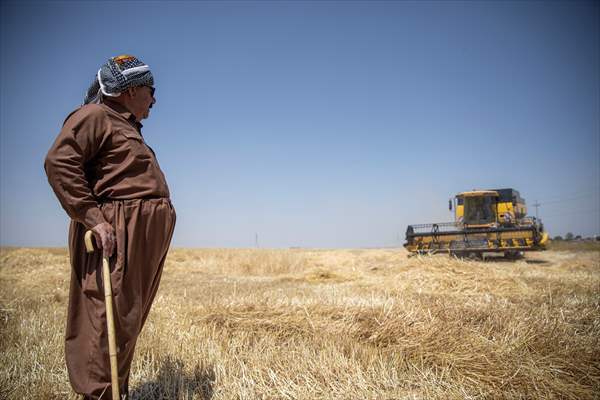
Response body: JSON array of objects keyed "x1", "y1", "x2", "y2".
[
  {"x1": 131, "y1": 356, "x2": 215, "y2": 400},
  {"x1": 483, "y1": 256, "x2": 549, "y2": 264},
  {"x1": 523, "y1": 259, "x2": 550, "y2": 265}
]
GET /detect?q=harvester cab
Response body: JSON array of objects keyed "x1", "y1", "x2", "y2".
[
  {"x1": 405, "y1": 188, "x2": 548, "y2": 257},
  {"x1": 457, "y1": 190, "x2": 499, "y2": 228}
]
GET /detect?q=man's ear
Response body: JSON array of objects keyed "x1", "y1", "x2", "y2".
[{"x1": 126, "y1": 87, "x2": 136, "y2": 98}]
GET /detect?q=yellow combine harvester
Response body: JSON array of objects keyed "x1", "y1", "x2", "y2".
[{"x1": 404, "y1": 188, "x2": 549, "y2": 258}]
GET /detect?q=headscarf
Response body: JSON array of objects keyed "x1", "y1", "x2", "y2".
[{"x1": 84, "y1": 54, "x2": 154, "y2": 104}]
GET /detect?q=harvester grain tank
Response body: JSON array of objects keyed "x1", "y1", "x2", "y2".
[{"x1": 404, "y1": 188, "x2": 549, "y2": 257}]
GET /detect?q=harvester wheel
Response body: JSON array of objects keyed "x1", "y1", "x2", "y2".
[
  {"x1": 504, "y1": 251, "x2": 524, "y2": 260},
  {"x1": 450, "y1": 251, "x2": 464, "y2": 258},
  {"x1": 450, "y1": 251, "x2": 482, "y2": 260}
]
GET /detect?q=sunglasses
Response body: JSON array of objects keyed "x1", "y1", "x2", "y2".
[{"x1": 148, "y1": 86, "x2": 155, "y2": 97}]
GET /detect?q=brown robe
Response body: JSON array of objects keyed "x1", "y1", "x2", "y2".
[{"x1": 45, "y1": 100, "x2": 176, "y2": 399}]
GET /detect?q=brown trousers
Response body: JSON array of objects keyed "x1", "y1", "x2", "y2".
[{"x1": 66, "y1": 198, "x2": 176, "y2": 399}]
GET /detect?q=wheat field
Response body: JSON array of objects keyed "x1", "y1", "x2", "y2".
[{"x1": 1, "y1": 245, "x2": 599, "y2": 400}]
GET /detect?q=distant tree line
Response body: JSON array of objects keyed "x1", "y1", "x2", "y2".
[{"x1": 552, "y1": 233, "x2": 600, "y2": 241}]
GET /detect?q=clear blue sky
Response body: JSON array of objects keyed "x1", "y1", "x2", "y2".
[{"x1": 1, "y1": 1, "x2": 599, "y2": 248}]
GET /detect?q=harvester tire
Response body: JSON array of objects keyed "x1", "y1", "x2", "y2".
[{"x1": 504, "y1": 251, "x2": 524, "y2": 260}]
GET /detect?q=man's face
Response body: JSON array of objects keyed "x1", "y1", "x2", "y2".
[{"x1": 127, "y1": 86, "x2": 156, "y2": 121}]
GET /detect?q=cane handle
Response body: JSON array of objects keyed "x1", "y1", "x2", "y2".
[{"x1": 84, "y1": 230, "x2": 95, "y2": 253}]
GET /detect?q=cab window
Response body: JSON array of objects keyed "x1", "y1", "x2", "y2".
[{"x1": 464, "y1": 196, "x2": 496, "y2": 225}]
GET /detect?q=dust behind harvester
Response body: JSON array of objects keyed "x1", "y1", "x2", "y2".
[{"x1": 404, "y1": 188, "x2": 549, "y2": 258}]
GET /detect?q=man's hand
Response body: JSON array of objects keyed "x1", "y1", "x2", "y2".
[{"x1": 91, "y1": 222, "x2": 116, "y2": 258}]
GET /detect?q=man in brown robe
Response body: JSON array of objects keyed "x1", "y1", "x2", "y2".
[{"x1": 44, "y1": 55, "x2": 176, "y2": 399}]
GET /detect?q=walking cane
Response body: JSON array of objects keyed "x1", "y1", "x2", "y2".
[{"x1": 84, "y1": 230, "x2": 120, "y2": 400}]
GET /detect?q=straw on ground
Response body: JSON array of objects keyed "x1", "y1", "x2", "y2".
[{"x1": 1, "y1": 245, "x2": 599, "y2": 399}]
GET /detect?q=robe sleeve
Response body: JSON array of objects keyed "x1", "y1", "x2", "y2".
[{"x1": 44, "y1": 105, "x2": 110, "y2": 229}]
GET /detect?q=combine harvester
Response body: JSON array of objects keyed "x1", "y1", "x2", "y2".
[{"x1": 405, "y1": 188, "x2": 549, "y2": 258}]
